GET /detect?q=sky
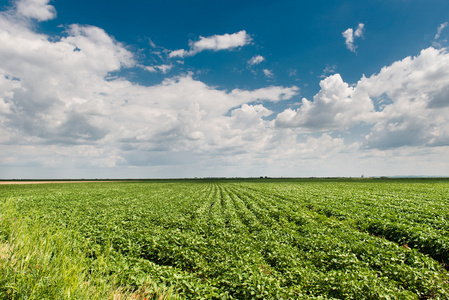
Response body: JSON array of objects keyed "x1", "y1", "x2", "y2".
[{"x1": 1, "y1": 0, "x2": 449, "y2": 179}]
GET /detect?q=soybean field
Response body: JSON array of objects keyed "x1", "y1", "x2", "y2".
[{"x1": 1, "y1": 178, "x2": 449, "y2": 299}]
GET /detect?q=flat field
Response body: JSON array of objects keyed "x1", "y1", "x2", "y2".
[{"x1": 1, "y1": 178, "x2": 449, "y2": 299}]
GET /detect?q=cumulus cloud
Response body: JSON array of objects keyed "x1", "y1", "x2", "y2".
[
  {"x1": 248, "y1": 55, "x2": 265, "y2": 66},
  {"x1": 358, "y1": 47, "x2": 449, "y2": 149},
  {"x1": 276, "y1": 47, "x2": 449, "y2": 150},
  {"x1": 169, "y1": 30, "x2": 251, "y2": 58},
  {"x1": 0, "y1": 6, "x2": 131, "y2": 145},
  {"x1": 343, "y1": 23, "x2": 364, "y2": 52},
  {"x1": 276, "y1": 74, "x2": 373, "y2": 131}
]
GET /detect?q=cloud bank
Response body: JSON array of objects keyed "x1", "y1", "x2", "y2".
[
  {"x1": 0, "y1": 0, "x2": 448, "y2": 178},
  {"x1": 0, "y1": 2, "x2": 301, "y2": 174}
]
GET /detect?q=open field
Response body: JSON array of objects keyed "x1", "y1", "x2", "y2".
[
  {"x1": 0, "y1": 181, "x2": 121, "y2": 185},
  {"x1": 1, "y1": 178, "x2": 449, "y2": 299}
]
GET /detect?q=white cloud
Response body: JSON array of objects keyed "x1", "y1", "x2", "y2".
[
  {"x1": 0, "y1": 74, "x2": 20, "y2": 114},
  {"x1": 0, "y1": 8, "x2": 135, "y2": 145},
  {"x1": 248, "y1": 55, "x2": 265, "y2": 66},
  {"x1": 435, "y1": 22, "x2": 448, "y2": 40},
  {"x1": 169, "y1": 30, "x2": 251, "y2": 58},
  {"x1": 288, "y1": 69, "x2": 297, "y2": 77},
  {"x1": 319, "y1": 64, "x2": 337, "y2": 78},
  {"x1": 144, "y1": 66, "x2": 157, "y2": 73},
  {"x1": 276, "y1": 47, "x2": 449, "y2": 150},
  {"x1": 169, "y1": 49, "x2": 187, "y2": 58},
  {"x1": 343, "y1": 23, "x2": 364, "y2": 52},
  {"x1": 65, "y1": 24, "x2": 135, "y2": 69},
  {"x1": 148, "y1": 38, "x2": 157, "y2": 48},
  {"x1": 15, "y1": 0, "x2": 56, "y2": 21},
  {"x1": 0, "y1": 6, "x2": 300, "y2": 169},
  {"x1": 263, "y1": 69, "x2": 273, "y2": 78},
  {"x1": 354, "y1": 23, "x2": 364, "y2": 38},
  {"x1": 144, "y1": 64, "x2": 173, "y2": 74},
  {"x1": 230, "y1": 85, "x2": 298, "y2": 103},
  {"x1": 358, "y1": 47, "x2": 449, "y2": 149},
  {"x1": 193, "y1": 30, "x2": 251, "y2": 51},
  {"x1": 342, "y1": 28, "x2": 354, "y2": 51},
  {"x1": 276, "y1": 74, "x2": 373, "y2": 131},
  {"x1": 1, "y1": 1, "x2": 448, "y2": 178}
]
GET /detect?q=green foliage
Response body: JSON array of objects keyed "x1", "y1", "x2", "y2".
[
  {"x1": 0, "y1": 199, "x2": 107, "y2": 299},
  {"x1": 1, "y1": 179, "x2": 448, "y2": 299}
]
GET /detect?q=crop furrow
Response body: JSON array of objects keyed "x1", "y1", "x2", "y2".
[
  {"x1": 217, "y1": 185, "x2": 247, "y2": 232},
  {"x1": 228, "y1": 186, "x2": 279, "y2": 227},
  {"x1": 223, "y1": 186, "x2": 261, "y2": 232},
  {"x1": 206, "y1": 184, "x2": 226, "y2": 230}
]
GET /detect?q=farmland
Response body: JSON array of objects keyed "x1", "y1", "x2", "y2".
[{"x1": 1, "y1": 178, "x2": 449, "y2": 299}]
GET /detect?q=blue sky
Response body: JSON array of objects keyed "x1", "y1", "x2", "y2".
[
  {"x1": 37, "y1": 0, "x2": 448, "y2": 97},
  {"x1": 1, "y1": 0, "x2": 449, "y2": 178}
]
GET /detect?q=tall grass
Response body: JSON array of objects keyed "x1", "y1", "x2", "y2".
[{"x1": 0, "y1": 198, "x2": 178, "y2": 300}]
